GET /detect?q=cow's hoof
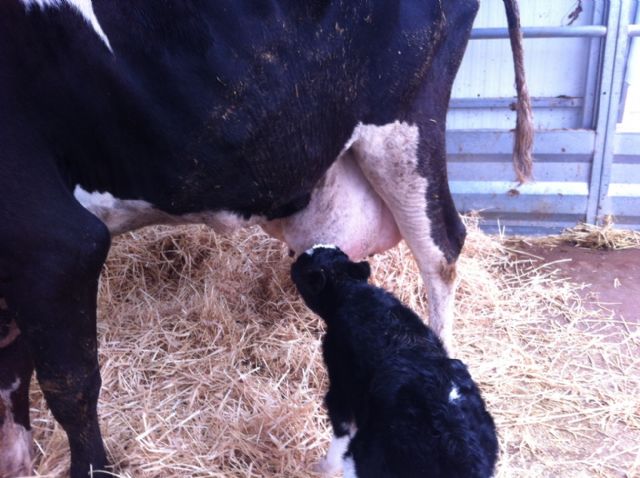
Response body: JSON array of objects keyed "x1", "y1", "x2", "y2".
[
  {"x1": 69, "y1": 464, "x2": 112, "y2": 478},
  {"x1": 69, "y1": 457, "x2": 112, "y2": 478}
]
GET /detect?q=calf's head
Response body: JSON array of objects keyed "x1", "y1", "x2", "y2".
[{"x1": 291, "y1": 245, "x2": 371, "y2": 315}]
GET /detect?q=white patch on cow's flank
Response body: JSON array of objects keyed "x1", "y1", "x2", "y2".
[
  {"x1": 74, "y1": 185, "x2": 264, "y2": 236},
  {"x1": 449, "y1": 383, "x2": 461, "y2": 402},
  {"x1": 21, "y1": 0, "x2": 113, "y2": 52},
  {"x1": 74, "y1": 186, "x2": 116, "y2": 209},
  {"x1": 0, "y1": 379, "x2": 34, "y2": 478}
]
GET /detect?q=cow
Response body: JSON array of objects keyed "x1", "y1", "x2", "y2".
[
  {"x1": 0, "y1": 1, "x2": 532, "y2": 476},
  {"x1": 291, "y1": 245, "x2": 498, "y2": 478}
]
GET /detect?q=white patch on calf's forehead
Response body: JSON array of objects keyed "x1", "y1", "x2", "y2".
[
  {"x1": 304, "y1": 244, "x2": 338, "y2": 256},
  {"x1": 21, "y1": 0, "x2": 113, "y2": 52},
  {"x1": 312, "y1": 243, "x2": 338, "y2": 250}
]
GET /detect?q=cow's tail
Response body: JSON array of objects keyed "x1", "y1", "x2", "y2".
[{"x1": 503, "y1": 0, "x2": 534, "y2": 183}]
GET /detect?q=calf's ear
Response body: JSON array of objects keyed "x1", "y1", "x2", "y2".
[
  {"x1": 305, "y1": 269, "x2": 327, "y2": 294},
  {"x1": 348, "y1": 261, "x2": 371, "y2": 281}
]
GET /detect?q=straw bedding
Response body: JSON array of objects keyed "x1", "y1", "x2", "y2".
[
  {"x1": 27, "y1": 219, "x2": 639, "y2": 477},
  {"x1": 517, "y1": 218, "x2": 640, "y2": 251}
]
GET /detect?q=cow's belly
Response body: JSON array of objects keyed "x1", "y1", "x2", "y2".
[
  {"x1": 261, "y1": 150, "x2": 401, "y2": 260},
  {"x1": 75, "y1": 147, "x2": 400, "y2": 261},
  {"x1": 73, "y1": 186, "x2": 267, "y2": 236}
]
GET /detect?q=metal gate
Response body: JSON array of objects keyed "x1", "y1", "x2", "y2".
[{"x1": 446, "y1": 0, "x2": 640, "y2": 234}]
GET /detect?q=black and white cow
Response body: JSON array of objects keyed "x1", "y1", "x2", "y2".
[
  {"x1": 291, "y1": 246, "x2": 498, "y2": 478},
  {"x1": 0, "y1": 1, "x2": 531, "y2": 476}
]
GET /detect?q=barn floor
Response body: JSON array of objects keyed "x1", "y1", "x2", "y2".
[
  {"x1": 516, "y1": 244, "x2": 640, "y2": 333},
  {"x1": 505, "y1": 241, "x2": 640, "y2": 478},
  {"x1": 26, "y1": 221, "x2": 640, "y2": 478}
]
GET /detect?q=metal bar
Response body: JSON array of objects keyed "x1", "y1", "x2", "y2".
[
  {"x1": 588, "y1": 0, "x2": 633, "y2": 224},
  {"x1": 601, "y1": 2, "x2": 640, "y2": 227},
  {"x1": 446, "y1": 130, "x2": 596, "y2": 156},
  {"x1": 449, "y1": 96, "x2": 583, "y2": 109},
  {"x1": 614, "y1": 133, "x2": 640, "y2": 154},
  {"x1": 470, "y1": 26, "x2": 607, "y2": 40},
  {"x1": 581, "y1": 0, "x2": 607, "y2": 128},
  {"x1": 596, "y1": 0, "x2": 636, "y2": 222},
  {"x1": 450, "y1": 180, "x2": 589, "y2": 196},
  {"x1": 586, "y1": 1, "x2": 623, "y2": 223},
  {"x1": 629, "y1": 25, "x2": 640, "y2": 36},
  {"x1": 619, "y1": 4, "x2": 640, "y2": 125}
]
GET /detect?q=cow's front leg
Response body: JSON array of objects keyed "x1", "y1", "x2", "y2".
[
  {"x1": 352, "y1": 122, "x2": 464, "y2": 351},
  {"x1": 0, "y1": 303, "x2": 34, "y2": 478}
]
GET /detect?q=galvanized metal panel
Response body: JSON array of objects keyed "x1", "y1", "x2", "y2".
[
  {"x1": 445, "y1": 130, "x2": 596, "y2": 156},
  {"x1": 619, "y1": 1, "x2": 640, "y2": 129},
  {"x1": 582, "y1": 2, "x2": 607, "y2": 128},
  {"x1": 592, "y1": 0, "x2": 638, "y2": 225},
  {"x1": 443, "y1": 0, "x2": 640, "y2": 233},
  {"x1": 599, "y1": 133, "x2": 640, "y2": 227},
  {"x1": 446, "y1": 130, "x2": 595, "y2": 234},
  {"x1": 448, "y1": 0, "x2": 597, "y2": 130}
]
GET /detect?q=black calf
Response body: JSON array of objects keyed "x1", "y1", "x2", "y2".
[{"x1": 291, "y1": 246, "x2": 498, "y2": 478}]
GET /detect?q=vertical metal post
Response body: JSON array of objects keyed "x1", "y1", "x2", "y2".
[
  {"x1": 593, "y1": 0, "x2": 634, "y2": 224},
  {"x1": 619, "y1": 0, "x2": 640, "y2": 124},
  {"x1": 582, "y1": 0, "x2": 607, "y2": 128},
  {"x1": 586, "y1": 0, "x2": 627, "y2": 224}
]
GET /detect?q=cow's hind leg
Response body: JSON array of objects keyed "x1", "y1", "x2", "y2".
[
  {"x1": 0, "y1": 302, "x2": 34, "y2": 478},
  {"x1": 351, "y1": 123, "x2": 463, "y2": 351},
  {"x1": 0, "y1": 140, "x2": 111, "y2": 477},
  {"x1": 352, "y1": 2, "x2": 475, "y2": 351}
]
